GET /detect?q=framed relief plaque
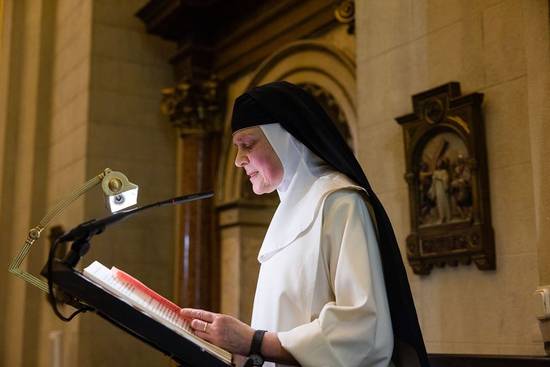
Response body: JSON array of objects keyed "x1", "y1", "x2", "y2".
[{"x1": 395, "y1": 82, "x2": 495, "y2": 275}]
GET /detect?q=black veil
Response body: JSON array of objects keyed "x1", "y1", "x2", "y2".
[{"x1": 232, "y1": 81, "x2": 429, "y2": 367}]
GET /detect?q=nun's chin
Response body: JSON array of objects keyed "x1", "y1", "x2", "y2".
[
  {"x1": 250, "y1": 177, "x2": 281, "y2": 195},
  {"x1": 251, "y1": 186, "x2": 276, "y2": 195}
]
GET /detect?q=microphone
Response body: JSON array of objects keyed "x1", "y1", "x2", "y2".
[{"x1": 58, "y1": 191, "x2": 213, "y2": 266}]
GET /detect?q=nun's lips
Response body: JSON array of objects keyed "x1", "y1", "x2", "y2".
[{"x1": 248, "y1": 171, "x2": 258, "y2": 179}]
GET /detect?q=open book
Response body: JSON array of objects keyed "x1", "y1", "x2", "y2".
[{"x1": 82, "y1": 261, "x2": 232, "y2": 365}]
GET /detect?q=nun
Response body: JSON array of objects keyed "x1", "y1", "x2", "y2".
[{"x1": 180, "y1": 81, "x2": 429, "y2": 367}]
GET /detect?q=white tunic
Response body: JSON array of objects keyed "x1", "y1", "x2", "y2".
[{"x1": 250, "y1": 175, "x2": 394, "y2": 367}]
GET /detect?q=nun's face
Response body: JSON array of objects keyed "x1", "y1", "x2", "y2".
[{"x1": 233, "y1": 127, "x2": 283, "y2": 195}]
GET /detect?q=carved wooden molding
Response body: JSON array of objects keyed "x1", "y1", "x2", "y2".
[
  {"x1": 136, "y1": 0, "x2": 347, "y2": 80},
  {"x1": 248, "y1": 40, "x2": 355, "y2": 89},
  {"x1": 396, "y1": 82, "x2": 495, "y2": 275}
]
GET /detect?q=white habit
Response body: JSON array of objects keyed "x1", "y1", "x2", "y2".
[{"x1": 250, "y1": 124, "x2": 394, "y2": 367}]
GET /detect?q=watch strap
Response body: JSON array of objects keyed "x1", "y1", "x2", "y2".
[
  {"x1": 244, "y1": 329, "x2": 266, "y2": 367},
  {"x1": 249, "y1": 329, "x2": 267, "y2": 356}
]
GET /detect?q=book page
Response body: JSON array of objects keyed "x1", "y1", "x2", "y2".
[{"x1": 82, "y1": 261, "x2": 232, "y2": 364}]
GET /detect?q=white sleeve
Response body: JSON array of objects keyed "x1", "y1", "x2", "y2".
[{"x1": 277, "y1": 190, "x2": 394, "y2": 367}]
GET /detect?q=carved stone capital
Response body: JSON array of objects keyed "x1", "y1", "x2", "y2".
[
  {"x1": 161, "y1": 75, "x2": 222, "y2": 136},
  {"x1": 334, "y1": 0, "x2": 355, "y2": 34}
]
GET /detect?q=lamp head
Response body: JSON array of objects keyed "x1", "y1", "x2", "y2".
[{"x1": 101, "y1": 170, "x2": 139, "y2": 212}]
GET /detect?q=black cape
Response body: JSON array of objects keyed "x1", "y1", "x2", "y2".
[{"x1": 231, "y1": 81, "x2": 429, "y2": 367}]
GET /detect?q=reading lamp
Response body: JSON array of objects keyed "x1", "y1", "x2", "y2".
[{"x1": 8, "y1": 168, "x2": 139, "y2": 294}]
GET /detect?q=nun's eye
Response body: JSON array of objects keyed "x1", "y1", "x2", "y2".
[{"x1": 241, "y1": 141, "x2": 255, "y2": 150}]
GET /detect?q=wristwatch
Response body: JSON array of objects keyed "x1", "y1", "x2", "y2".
[{"x1": 244, "y1": 329, "x2": 267, "y2": 367}]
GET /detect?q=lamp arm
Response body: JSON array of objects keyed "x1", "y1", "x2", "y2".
[{"x1": 8, "y1": 168, "x2": 113, "y2": 294}]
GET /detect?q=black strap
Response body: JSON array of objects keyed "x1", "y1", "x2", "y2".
[{"x1": 244, "y1": 329, "x2": 266, "y2": 367}]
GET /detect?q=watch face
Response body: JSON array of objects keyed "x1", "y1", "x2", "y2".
[{"x1": 249, "y1": 354, "x2": 264, "y2": 366}]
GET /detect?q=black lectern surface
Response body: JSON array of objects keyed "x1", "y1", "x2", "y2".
[{"x1": 50, "y1": 260, "x2": 231, "y2": 367}]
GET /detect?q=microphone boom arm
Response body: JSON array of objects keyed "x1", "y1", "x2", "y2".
[{"x1": 59, "y1": 191, "x2": 214, "y2": 267}]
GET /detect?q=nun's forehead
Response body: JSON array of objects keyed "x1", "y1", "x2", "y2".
[{"x1": 232, "y1": 126, "x2": 263, "y2": 142}]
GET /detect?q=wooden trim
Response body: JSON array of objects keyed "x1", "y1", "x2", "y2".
[
  {"x1": 137, "y1": 0, "x2": 340, "y2": 81},
  {"x1": 211, "y1": 0, "x2": 336, "y2": 79},
  {"x1": 135, "y1": 0, "x2": 180, "y2": 36},
  {"x1": 428, "y1": 354, "x2": 550, "y2": 367},
  {"x1": 214, "y1": 0, "x2": 303, "y2": 49}
]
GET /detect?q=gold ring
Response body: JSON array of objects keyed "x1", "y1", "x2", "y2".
[{"x1": 203, "y1": 322, "x2": 208, "y2": 332}]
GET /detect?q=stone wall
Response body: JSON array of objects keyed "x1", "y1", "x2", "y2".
[
  {"x1": 77, "y1": 1, "x2": 176, "y2": 365},
  {"x1": 0, "y1": 0, "x2": 176, "y2": 366},
  {"x1": 356, "y1": 0, "x2": 547, "y2": 355}
]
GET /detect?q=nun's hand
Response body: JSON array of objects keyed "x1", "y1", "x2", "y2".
[{"x1": 180, "y1": 308, "x2": 254, "y2": 356}]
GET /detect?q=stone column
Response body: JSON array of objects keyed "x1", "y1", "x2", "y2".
[
  {"x1": 524, "y1": 0, "x2": 550, "y2": 353},
  {"x1": 218, "y1": 200, "x2": 276, "y2": 322},
  {"x1": 0, "y1": 0, "x2": 57, "y2": 365},
  {"x1": 161, "y1": 76, "x2": 222, "y2": 311}
]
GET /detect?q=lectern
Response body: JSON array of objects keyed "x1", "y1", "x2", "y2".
[{"x1": 49, "y1": 259, "x2": 232, "y2": 367}]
